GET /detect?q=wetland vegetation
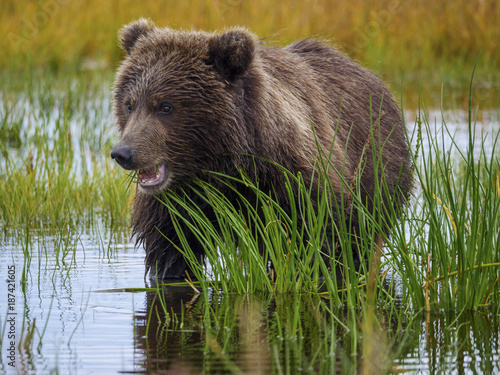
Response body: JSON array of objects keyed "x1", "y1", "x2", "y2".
[{"x1": 1, "y1": 0, "x2": 499, "y2": 373}]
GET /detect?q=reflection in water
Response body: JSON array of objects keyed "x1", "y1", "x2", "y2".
[
  {"x1": 134, "y1": 283, "x2": 275, "y2": 374},
  {"x1": 1, "y1": 236, "x2": 498, "y2": 374},
  {"x1": 131, "y1": 281, "x2": 496, "y2": 375},
  {"x1": 405, "y1": 310, "x2": 500, "y2": 374},
  {"x1": 134, "y1": 284, "x2": 203, "y2": 373}
]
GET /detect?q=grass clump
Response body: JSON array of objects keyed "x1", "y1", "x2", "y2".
[
  {"x1": 0, "y1": 73, "x2": 133, "y2": 282},
  {"x1": 384, "y1": 72, "x2": 500, "y2": 311},
  {"x1": 161, "y1": 171, "x2": 327, "y2": 295},
  {"x1": 0, "y1": 73, "x2": 131, "y2": 232},
  {"x1": 154, "y1": 85, "x2": 499, "y2": 312},
  {"x1": 389, "y1": 116, "x2": 500, "y2": 310},
  {"x1": 158, "y1": 126, "x2": 406, "y2": 308}
]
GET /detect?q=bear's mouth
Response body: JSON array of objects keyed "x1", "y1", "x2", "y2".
[{"x1": 137, "y1": 164, "x2": 167, "y2": 188}]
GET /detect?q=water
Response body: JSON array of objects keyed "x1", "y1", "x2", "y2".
[
  {"x1": 1, "y1": 231, "x2": 499, "y2": 374},
  {"x1": 1, "y1": 226, "x2": 143, "y2": 373},
  {"x1": 1, "y1": 83, "x2": 499, "y2": 374}
]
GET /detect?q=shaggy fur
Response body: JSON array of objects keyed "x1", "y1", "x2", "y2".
[{"x1": 111, "y1": 19, "x2": 413, "y2": 278}]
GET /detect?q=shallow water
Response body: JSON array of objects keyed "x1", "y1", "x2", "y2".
[
  {"x1": 1, "y1": 105, "x2": 499, "y2": 373},
  {"x1": 1, "y1": 228, "x2": 499, "y2": 374}
]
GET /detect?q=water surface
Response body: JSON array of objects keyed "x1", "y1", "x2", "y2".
[{"x1": 1, "y1": 105, "x2": 499, "y2": 374}]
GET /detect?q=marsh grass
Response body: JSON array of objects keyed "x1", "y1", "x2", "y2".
[
  {"x1": 156, "y1": 83, "x2": 499, "y2": 311},
  {"x1": 0, "y1": 72, "x2": 133, "y2": 286},
  {"x1": 0, "y1": 73, "x2": 131, "y2": 229},
  {"x1": 162, "y1": 171, "x2": 356, "y2": 298},
  {"x1": 389, "y1": 128, "x2": 500, "y2": 310},
  {"x1": 1, "y1": 64, "x2": 499, "y2": 373},
  {"x1": 2, "y1": 0, "x2": 500, "y2": 90},
  {"x1": 384, "y1": 74, "x2": 500, "y2": 311}
]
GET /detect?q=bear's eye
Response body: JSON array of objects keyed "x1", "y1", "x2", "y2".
[
  {"x1": 126, "y1": 103, "x2": 132, "y2": 113},
  {"x1": 159, "y1": 103, "x2": 173, "y2": 114}
]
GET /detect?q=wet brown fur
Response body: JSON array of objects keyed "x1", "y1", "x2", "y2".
[{"x1": 112, "y1": 19, "x2": 413, "y2": 278}]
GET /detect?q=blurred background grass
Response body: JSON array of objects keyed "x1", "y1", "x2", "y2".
[{"x1": 1, "y1": 0, "x2": 499, "y2": 106}]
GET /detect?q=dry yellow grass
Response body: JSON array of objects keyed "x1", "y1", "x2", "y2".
[{"x1": 2, "y1": 0, "x2": 499, "y2": 100}]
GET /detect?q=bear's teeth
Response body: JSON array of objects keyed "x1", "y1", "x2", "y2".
[{"x1": 138, "y1": 164, "x2": 166, "y2": 187}]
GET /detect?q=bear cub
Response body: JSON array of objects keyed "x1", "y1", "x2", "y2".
[{"x1": 111, "y1": 19, "x2": 412, "y2": 278}]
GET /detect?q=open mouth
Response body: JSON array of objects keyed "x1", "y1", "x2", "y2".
[{"x1": 137, "y1": 164, "x2": 167, "y2": 188}]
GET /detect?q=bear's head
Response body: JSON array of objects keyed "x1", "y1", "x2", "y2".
[{"x1": 111, "y1": 19, "x2": 257, "y2": 195}]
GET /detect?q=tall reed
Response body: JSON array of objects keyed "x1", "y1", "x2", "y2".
[
  {"x1": 388, "y1": 89, "x2": 500, "y2": 311},
  {"x1": 154, "y1": 80, "x2": 499, "y2": 311}
]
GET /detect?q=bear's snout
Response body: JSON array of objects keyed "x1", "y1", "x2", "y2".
[{"x1": 111, "y1": 145, "x2": 135, "y2": 170}]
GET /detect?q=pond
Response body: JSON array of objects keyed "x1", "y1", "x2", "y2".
[
  {"x1": 1, "y1": 224, "x2": 499, "y2": 374},
  {"x1": 1, "y1": 80, "x2": 499, "y2": 374}
]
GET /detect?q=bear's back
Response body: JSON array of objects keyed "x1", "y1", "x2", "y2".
[{"x1": 252, "y1": 38, "x2": 412, "y2": 212}]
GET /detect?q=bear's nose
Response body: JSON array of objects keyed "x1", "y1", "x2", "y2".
[{"x1": 111, "y1": 145, "x2": 134, "y2": 169}]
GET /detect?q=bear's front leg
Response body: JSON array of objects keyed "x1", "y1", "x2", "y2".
[{"x1": 132, "y1": 192, "x2": 205, "y2": 279}]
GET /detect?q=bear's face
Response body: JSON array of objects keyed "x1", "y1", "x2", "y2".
[{"x1": 111, "y1": 19, "x2": 256, "y2": 195}]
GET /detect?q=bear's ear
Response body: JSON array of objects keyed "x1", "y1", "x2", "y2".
[
  {"x1": 119, "y1": 18, "x2": 155, "y2": 54},
  {"x1": 208, "y1": 29, "x2": 256, "y2": 80}
]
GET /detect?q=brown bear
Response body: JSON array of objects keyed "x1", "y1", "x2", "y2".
[{"x1": 110, "y1": 19, "x2": 412, "y2": 279}]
